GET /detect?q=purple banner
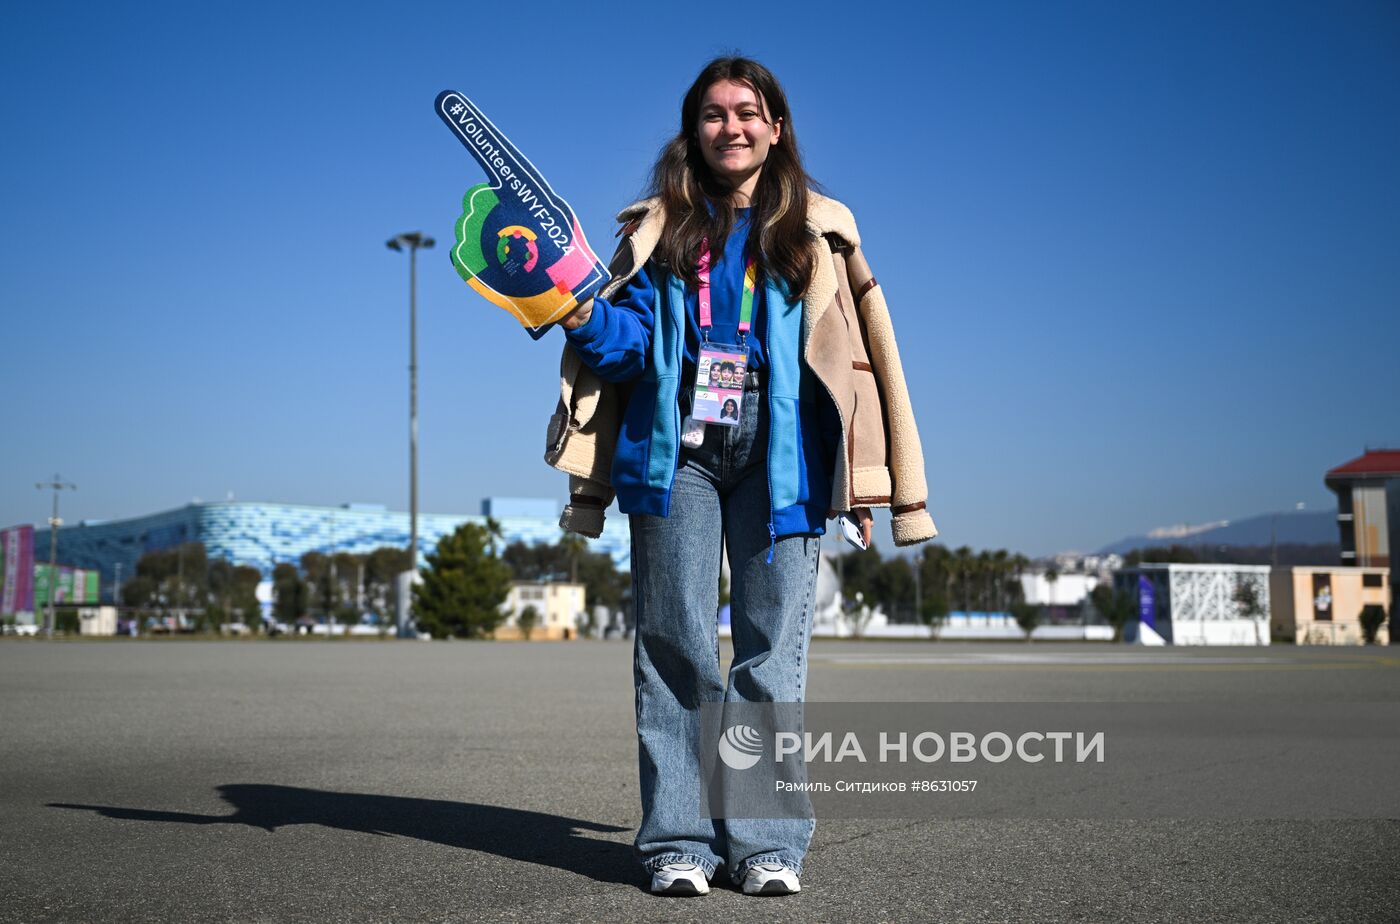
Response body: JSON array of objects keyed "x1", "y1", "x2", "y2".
[
  {"x1": 1137, "y1": 574, "x2": 1156, "y2": 630},
  {"x1": 1, "y1": 524, "x2": 36, "y2": 615}
]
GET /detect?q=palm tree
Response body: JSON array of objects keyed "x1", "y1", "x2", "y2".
[
  {"x1": 1008, "y1": 553, "x2": 1030, "y2": 607},
  {"x1": 952, "y1": 546, "x2": 974, "y2": 614},
  {"x1": 483, "y1": 516, "x2": 505, "y2": 557},
  {"x1": 559, "y1": 533, "x2": 587, "y2": 584},
  {"x1": 938, "y1": 546, "x2": 957, "y2": 614},
  {"x1": 1045, "y1": 566, "x2": 1060, "y2": 621},
  {"x1": 980, "y1": 548, "x2": 991, "y2": 613},
  {"x1": 991, "y1": 549, "x2": 1009, "y2": 612}
]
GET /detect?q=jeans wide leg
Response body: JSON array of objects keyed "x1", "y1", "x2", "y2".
[{"x1": 630, "y1": 379, "x2": 820, "y2": 883}]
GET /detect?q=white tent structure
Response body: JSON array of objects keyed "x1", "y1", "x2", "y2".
[{"x1": 1116, "y1": 563, "x2": 1271, "y2": 645}]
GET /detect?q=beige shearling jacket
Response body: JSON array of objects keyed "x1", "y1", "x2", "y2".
[{"x1": 544, "y1": 192, "x2": 938, "y2": 547}]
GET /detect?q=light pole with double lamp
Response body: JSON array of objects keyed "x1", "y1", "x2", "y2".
[
  {"x1": 35, "y1": 475, "x2": 76, "y2": 638},
  {"x1": 386, "y1": 232, "x2": 434, "y2": 637}
]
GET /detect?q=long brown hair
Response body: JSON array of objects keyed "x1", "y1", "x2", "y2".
[{"x1": 647, "y1": 57, "x2": 817, "y2": 299}]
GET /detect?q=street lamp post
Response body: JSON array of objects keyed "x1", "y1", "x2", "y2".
[
  {"x1": 327, "y1": 507, "x2": 336, "y2": 640},
  {"x1": 387, "y1": 231, "x2": 434, "y2": 637},
  {"x1": 35, "y1": 475, "x2": 76, "y2": 638},
  {"x1": 1270, "y1": 501, "x2": 1306, "y2": 567}
]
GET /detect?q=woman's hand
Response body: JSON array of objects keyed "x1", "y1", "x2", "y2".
[
  {"x1": 852, "y1": 506, "x2": 873, "y2": 548},
  {"x1": 560, "y1": 298, "x2": 594, "y2": 331}
]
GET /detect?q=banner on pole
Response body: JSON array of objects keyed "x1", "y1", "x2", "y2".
[{"x1": 0, "y1": 525, "x2": 35, "y2": 616}]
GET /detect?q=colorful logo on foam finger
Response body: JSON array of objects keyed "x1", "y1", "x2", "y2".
[
  {"x1": 436, "y1": 90, "x2": 609, "y2": 335},
  {"x1": 496, "y1": 226, "x2": 539, "y2": 274}
]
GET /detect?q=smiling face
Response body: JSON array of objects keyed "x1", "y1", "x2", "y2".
[
  {"x1": 708, "y1": 364, "x2": 722, "y2": 386},
  {"x1": 697, "y1": 79, "x2": 782, "y2": 201}
]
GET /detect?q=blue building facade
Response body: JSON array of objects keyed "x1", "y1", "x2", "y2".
[{"x1": 31, "y1": 497, "x2": 631, "y2": 600}]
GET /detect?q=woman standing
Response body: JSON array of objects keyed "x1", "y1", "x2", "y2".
[{"x1": 553, "y1": 56, "x2": 937, "y2": 895}]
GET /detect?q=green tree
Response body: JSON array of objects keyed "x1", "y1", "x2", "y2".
[
  {"x1": 559, "y1": 534, "x2": 587, "y2": 584},
  {"x1": 990, "y1": 549, "x2": 1010, "y2": 611},
  {"x1": 577, "y1": 547, "x2": 628, "y2": 612},
  {"x1": 1010, "y1": 601, "x2": 1041, "y2": 642},
  {"x1": 517, "y1": 605, "x2": 540, "y2": 641},
  {"x1": 873, "y1": 556, "x2": 915, "y2": 622},
  {"x1": 300, "y1": 550, "x2": 364, "y2": 636},
  {"x1": 55, "y1": 609, "x2": 80, "y2": 634},
  {"x1": 973, "y1": 550, "x2": 993, "y2": 611},
  {"x1": 950, "y1": 546, "x2": 975, "y2": 613},
  {"x1": 1232, "y1": 575, "x2": 1264, "y2": 619},
  {"x1": 835, "y1": 547, "x2": 884, "y2": 611},
  {"x1": 502, "y1": 540, "x2": 554, "y2": 579},
  {"x1": 129, "y1": 541, "x2": 209, "y2": 630},
  {"x1": 413, "y1": 522, "x2": 513, "y2": 639},
  {"x1": 204, "y1": 559, "x2": 261, "y2": 633},
  {"x1": 171, "y1": 542, "x2": 208, "y2": 616},
  {"x1": 332, "y1": 550, "x2": 364, "y2": 635},
  {"x1": 1089, "y1": 584, "x2": 1136, "y2": 642},
  {"x1": 365, "y1": 547, "x2": 412, "y2": 636},
  {"x1": 1359, "y1": 604, "x2": 1387, "y2": 645},
  {"x1": 300, "y1": 551, "x2": 331, "y2": 623},
  {"x1": 333, "y1": 551, "x2": 362, "y2": 609},
  {"x1": 920, "y1": 592, "x2": 950, "y2": 639},
  {"x1": 484, "y1": 517, "x2": 504, "y2": 556},
  {"x1": 1231, "y1": 574, "x2": 1267, "y2": 644},
  {"x1": 1007, "y1": 554, "x2": 1030, "y2": 606},
  {"x1": 198, "y1": 558, "x2": 230, "y2": 633},
  {"x1": 838, "y1": 543, "x2": 1042, "y2": 626},
  {"x1": 232, "y1": 565, "x2": 262, "y2": 630},
  {"x1": 272, "y1": 562, "x2": 306, "y2": 625},
  {"x1": 916, "y1": 545, "x2": 954, "y2": 626},
  {"x1": 122, "y1": 574, "x2": 158, "y2": 609}
]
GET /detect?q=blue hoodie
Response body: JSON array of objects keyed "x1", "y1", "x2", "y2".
[{"x1": 565, "y1": 213, "x2": 837, "y2": 548}]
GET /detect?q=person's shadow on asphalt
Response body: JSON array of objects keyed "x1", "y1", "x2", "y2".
[{"x1": 50, "y1": 784, "x2": 641, "y2": 887}]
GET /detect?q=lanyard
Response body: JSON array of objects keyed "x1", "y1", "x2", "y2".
[{"x1": 697, "y1": 237, "x2": 757, "y2": 341}]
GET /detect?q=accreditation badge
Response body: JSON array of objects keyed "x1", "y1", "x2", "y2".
[{"x1": 692, "y1": 343, "x2": 747, "y2": 428}]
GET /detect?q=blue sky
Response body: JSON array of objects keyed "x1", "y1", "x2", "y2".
[{"x1": 2, "y1": 1, "x2": 1397, "y2": 557}]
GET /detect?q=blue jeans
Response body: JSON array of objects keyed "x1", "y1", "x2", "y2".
[{"x1": 628, "y1": 375, "x2": 821, "y2": 883}]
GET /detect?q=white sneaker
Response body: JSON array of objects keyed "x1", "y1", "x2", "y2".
[
  {"x1": 650, "y1": 862, "x2": 711, "y2": 896},
  {"x1": 741, "y1": 862, "x2": 801, "y2": 895}
]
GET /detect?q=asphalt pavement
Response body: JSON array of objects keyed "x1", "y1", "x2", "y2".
[{"x1": 2, "y1": 639, "x2": 1397, "y2": 923}]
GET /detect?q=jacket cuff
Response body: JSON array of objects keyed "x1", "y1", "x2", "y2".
[
  {"x1": 562, "y1": 298, "x2": 606, "y2": 348},
  {"x1": 560, "y1": 494, "x2": 607, "y2": 538},
  {"x1": 891, "y1": 507, "x2": 937, "y2": 547}
]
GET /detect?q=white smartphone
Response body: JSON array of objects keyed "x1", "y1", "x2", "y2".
[{"x1": 839, "y1": 513, "x2": 868, "y2": 551}]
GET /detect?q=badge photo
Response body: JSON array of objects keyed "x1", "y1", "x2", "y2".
[{"x1": 692, "y1": 344, "x2": 746, "y2": 427}]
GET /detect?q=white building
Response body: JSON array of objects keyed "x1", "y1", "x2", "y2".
[
  {"x1": 1020, "y1": 570, "x2": 1101, "y2": 607},
  {"x1": 1049, "y1": 551, "x2": 1124, "y2": 579},
  {"x1": 498, "y1": 581, "x2": 586, "y2": 640},
  {"x1": 1115, "y1": 563, "x2": 1271, "y2": 645},
  {"x1": 77, "y1": 606, "x2": 118, "y2": 636}
]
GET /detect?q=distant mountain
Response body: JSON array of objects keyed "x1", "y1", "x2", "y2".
[{"x1": 1095, "y1": 510, "x2": 1337, "y2": 556}]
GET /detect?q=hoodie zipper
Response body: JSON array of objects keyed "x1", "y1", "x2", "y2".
[{"x1": 765, "y1": 283, "x2": 778, "y2": 566}]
